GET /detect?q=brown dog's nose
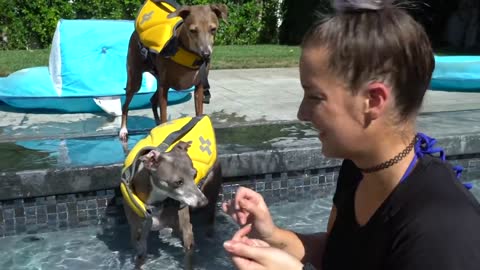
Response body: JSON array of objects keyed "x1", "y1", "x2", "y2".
[{"x1": 201, "y1": 51, "x2": 211, "y2": 59}]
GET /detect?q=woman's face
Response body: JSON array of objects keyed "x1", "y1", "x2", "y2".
[{"x1": 297, "y1": 47, "x2": 369, "y2": 159}]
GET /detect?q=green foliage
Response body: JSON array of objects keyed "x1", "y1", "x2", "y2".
[
  {"x1": 0, "y1": 0, "x2": 76, "y2": 49},
  {"x1": 0, "y1": 0, "x2": 280, "y2": 50},
  {"x1": 0, "y1": 0, "x2": 145, "y2": 49},
  {"x1": 216, "y1": 1, "x2": 263, "y2": 45}
]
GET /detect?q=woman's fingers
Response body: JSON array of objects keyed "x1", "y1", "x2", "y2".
[{"x1": 232, "y1": 223, "x2": 253, "y2": 241}]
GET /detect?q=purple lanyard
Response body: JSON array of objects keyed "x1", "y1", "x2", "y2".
[
  {"x1": 358, "y1": 133, "x2": 472, "y2": 190},
  {"x1": 399, "y1": 133, "x2": 472, "y2": 189}
]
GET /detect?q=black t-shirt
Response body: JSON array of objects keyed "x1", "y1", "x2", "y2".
[{"x1": 322, "y1": 155, "x2": 480, "y2": 270}]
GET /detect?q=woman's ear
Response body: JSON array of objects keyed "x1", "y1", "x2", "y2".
[{"x1": 362, "y1": 82, "x2": 390, "y2": 121}]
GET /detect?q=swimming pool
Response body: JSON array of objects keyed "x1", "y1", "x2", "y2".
[
  {"x1": 0, "y1": 196, "x2": 334, "y2": 270},
  {"x1": 0, "y1": 180, "x2": 478, "y2": 270}
]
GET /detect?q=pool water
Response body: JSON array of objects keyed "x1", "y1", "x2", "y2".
[
  {"x1": 0, "y1": 197, "x2": 334, "y2": 270},
  {"x1": 0, "y1": 180, "x2": 479, "y2": 270}
]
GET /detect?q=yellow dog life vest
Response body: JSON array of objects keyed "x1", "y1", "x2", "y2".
[
  {"x1": 120, "y1": 115, "x2": 217, "y2": 218},
  {"x1": 135, "y1": 0, "x2": 204, "y2": 69}
]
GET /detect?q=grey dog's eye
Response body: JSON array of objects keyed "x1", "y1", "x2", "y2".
[{"x1": 174, "y1": 179, "x2": 184, "y2": 187}]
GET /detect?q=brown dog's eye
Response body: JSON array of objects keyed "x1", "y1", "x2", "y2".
[
  {"x1": 211, "y1": 27, "x2": 217, "y2": 34},
  {"x1": 189, "y1": 28, "x2": 198, "y2": 34}
]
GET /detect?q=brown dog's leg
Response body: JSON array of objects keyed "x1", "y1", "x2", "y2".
[
  {"x1": 194, "y1": 84, "x2": 204, "y2": 116},
  {"x1": 120, "y1": 32, "x2": 144, "y2": 143},
  {"x1": 150, "y1": 90, "x2": 159, "y2": 124},
  {"x1": 156, "y1": 85, "x2": 169, "y2": 124},
  {"x1": 119, "y1": 70, "x2": 142, "y2": 143}
]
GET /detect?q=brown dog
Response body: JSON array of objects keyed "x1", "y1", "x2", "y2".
[
  {"x1": 119, "y1": 1, "x2": 228, "y2": 141},
  {"x1": 122, "y1": 141, "x2": 223, "y2": 269}
]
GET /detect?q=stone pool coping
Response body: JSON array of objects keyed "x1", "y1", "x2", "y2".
[{"x1": 1, "y1": 131, "x2": 480, "y2": 201}]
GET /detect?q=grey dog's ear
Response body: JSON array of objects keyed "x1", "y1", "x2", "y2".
[
  {"x1": 140, "y1": 150, "x2": 171, "y2": 170},
  {"x1": 175, "y1": 141, "x2": 192, "y2": 152},
  {"x1": 210, "y1": 4, "x2": 228, "y2": 22},
  {"x1": 167, "y1": 6, "x2": 191, "y2": 19}
]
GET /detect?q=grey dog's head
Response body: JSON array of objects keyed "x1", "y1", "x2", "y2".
[
  {"x1": 139, "y1": 141, "x2": 208, "y2": 208},
  {"x1": 167, "y1": 3, "x2": 228, "y2": 58}
]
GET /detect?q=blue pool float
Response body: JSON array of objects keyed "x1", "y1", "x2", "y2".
[
  {"x1": 430, "y1": 55, "x2": 480, "y2": 92},
  {"x1": 0, "y1": 66, "x2": 192, "y2": 114},
  {"x1": 0, "y1": 19, "x2": 193, "y2": 114}
]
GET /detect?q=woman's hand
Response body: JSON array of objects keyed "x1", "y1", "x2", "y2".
[
  {"x1": 224, "y1": 224, "x2": 304, "y2": 270},
  {"x1": 222, "y1": 187, "x2": 276, "y2": 241}
]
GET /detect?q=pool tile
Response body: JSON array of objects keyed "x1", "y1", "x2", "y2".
[
  {"x1": 58, "y1": 212, "x2": 68, "y2": 221},
  {"x1": 77, "y1": 201, "x2": 87, "y2": 210},
  {"x1": 57, "y1": 203, "x2": 67, "y2": 213},
  {"x1": 46, "y1": 205, "x2": 56, "y2": 214},
  {"x1": 25, "y1": 206, "x2": 36, "y2": 217},
  {"x1": 3, "y1": 209, "x2": 14, "y2": 220},
  {"x1": 16, "y1": 217, "x2": 26, "y2": 225},
  {"x1": 87, "y1": 200, "x2": 97, "y2": 210},
  {"x1": 256, "y1": 182, "x2": 265, "y2": 192}
]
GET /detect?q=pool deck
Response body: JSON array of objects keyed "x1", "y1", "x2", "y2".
[{"x1": 1, "y1": 67, "x2": 480, "y2": 141}]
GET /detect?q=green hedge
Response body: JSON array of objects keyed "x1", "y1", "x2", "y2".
[
  {"x1": 0, "y1": 0, "x2": 280, "y2": 50},
  {"x1": 0, "y1": 0, "x2": 142, "y2": 50}
]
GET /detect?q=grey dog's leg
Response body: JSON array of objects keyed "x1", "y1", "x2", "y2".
[
  {"x1": 201, "y1": 163, "x2": 223, "y2": 237},
  {"x1": 183, "y1": 248, "x2": 194, "y2": 270},
  {"x1": 133, "y1": 217, "x2": 152, "y2": 268},
  {"x1": 177, "y1": 207, "x2": 194, "y2": 270},
  {"x1": 178, "y1": 207, "x2": 194, "y2": 250}
]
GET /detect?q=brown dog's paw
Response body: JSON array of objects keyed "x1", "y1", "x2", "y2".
[
  {"x1": 134, "y1": 254, "x2": 147, "y2": 270},
  {"x1": 203, "y1": 89, "x2": 211, "y2": 104}
]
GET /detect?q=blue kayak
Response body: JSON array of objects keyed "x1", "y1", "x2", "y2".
[
  {"x1": 0, "y1": 66, "x2": 192, "y2": 113},
  {"x1": 430, "y1": 55, "x2": 480, "y2": 92}
]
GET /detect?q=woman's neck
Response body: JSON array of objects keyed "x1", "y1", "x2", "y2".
[{"x1": 353, "y1": 126, "x2": 417, "y2": 190}]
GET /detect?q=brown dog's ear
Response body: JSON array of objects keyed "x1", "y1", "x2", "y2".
[
  {"x1": 167, "y1": 6, "x2": 191, "y2": 19},
  {"x1": 140, "y1": 150, "x2": 168, "y2": 171},
  {"x1": 175, "y1": 141, "x2": 192, "y2": 152},
  {"x1": 210, "y1": 4, "x2": 228, "y2": 22}
]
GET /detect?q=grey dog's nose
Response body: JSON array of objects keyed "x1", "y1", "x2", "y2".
[{"x1": 198, "y1": 196, "x2": 208, "y2": 207}]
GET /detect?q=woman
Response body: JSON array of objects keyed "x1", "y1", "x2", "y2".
[{"x1": 222, "y1": 0, "x2": 480, "y2": 269}]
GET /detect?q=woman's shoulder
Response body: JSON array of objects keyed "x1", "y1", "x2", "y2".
[
  {"x1": 391, "y1": 155, "x2": 480, "y2": 229},
  {"x1": 385, "y1": 156, "x2": 480, "y2": 269}
]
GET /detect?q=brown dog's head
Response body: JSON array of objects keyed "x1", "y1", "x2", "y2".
[
  {"x1": 139, "y1": 141, "x2": 208, "y2": 208},
  {"x1": 167, "y1": 4, "x2": 228, "y2": 58}
]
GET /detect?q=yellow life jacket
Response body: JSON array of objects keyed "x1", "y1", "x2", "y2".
[
  {"x1": 120, "y1": 115, "x2": 217, "y2": 218},
  {"x1": 135, "y1": 0, "x2": 204, "y2": 69}
]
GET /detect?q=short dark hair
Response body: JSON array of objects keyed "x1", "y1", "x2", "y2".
[{"x1": 301, "y1": 4, "x2": 435, "y2": 121}]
